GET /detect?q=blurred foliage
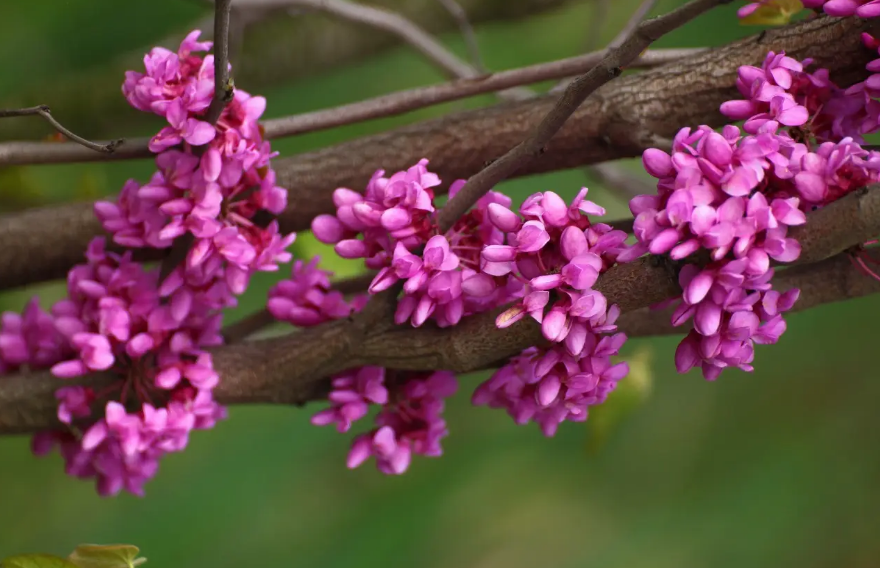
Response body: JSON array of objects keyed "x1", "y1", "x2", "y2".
[
  {"x1": 2, "y1": 1, "x2": 880, "y2": 567},
  {"x1": 2, "y1": 544, "x2": 145, "y2": 568}
]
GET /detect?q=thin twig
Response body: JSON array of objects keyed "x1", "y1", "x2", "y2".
[
  {"x1": 0, "y1": 106, "x2": 123, "y2": 154},
  {"x1": 205, "y1": 0, "x2": 236, "y2": 124},
  {"x1": 553, "y1": 0, "x2": 659, "y2": 92},
  {"x1": 0, "y1": 48, "x2": 697, "y2": 167},
  {"x1": 586, "y1": 0, "x2": 611, "y2": 52},
  {"x1": 283, "y1": 0, "x2": 479, "y2": 79},
  {"x1": 160, "y1": 0, "x2": 235, "y2": 284},
  {"x1": 609, "y1": 0, "x2": 659, "y2": 49},
  {"x1": 240, "y1": 0, "x2": 533, "y2": 100},
  {"x1": 262, "y1": 48, "x2": 694, "y2": 138},
  {"x1": 435, "y1": 0, "x2": 486, "y2": 72},
  {"x1": 436, "y1": 0, "x2": 726, "y2": 232}
]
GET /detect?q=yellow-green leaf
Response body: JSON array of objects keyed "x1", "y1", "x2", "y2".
[
  {"x1": 584, "y1": 346, "x2": 654, "y2": 455},
  {"x1": 2, "y1": 554, "x2": 80, "y2": 568},
  {"x1": 740, "y1": 0, "x2": 804, "y2": 26},
  {"x1": 67, "y1": 545, "x2": 146, "y2": 568}
]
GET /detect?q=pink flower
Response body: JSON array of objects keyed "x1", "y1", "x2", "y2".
[
  {"x1": 149, "y1": 99, "x2": 216, "y2": 152},
  {"x1": 347, "y1": 371, "x2": 458, "y2": 474},
  {"x1": 268, "y1": 256, "x2": 358, "y2": 326}
]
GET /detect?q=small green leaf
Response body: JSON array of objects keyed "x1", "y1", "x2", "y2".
[
  {"x1": 2, "y1": 554, "x2": 80, "y2": 568},
  {"x1": 740, "y1": 0, "x2": 804, "y2": 26},
  {"x1": 67, "y1": 545, "x2": 146, "y2": 568}
]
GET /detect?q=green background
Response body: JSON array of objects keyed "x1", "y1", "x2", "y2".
[{"x1": 2, "y1": 1, "x2": 879, "y2": 566}]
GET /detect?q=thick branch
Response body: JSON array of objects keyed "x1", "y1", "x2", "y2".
[
  {"x1": 617, "y1": 250, "x2": 880, "y2": 337},
  {"x1": 0, "y1": 17, "x2": 876, "y2": 291},
  {"x1": 436, "y1": 0, "x2": 725, "y2": 231},
  {"x1": 3, "y1": 184, "x2": 879, "y2": 434}
]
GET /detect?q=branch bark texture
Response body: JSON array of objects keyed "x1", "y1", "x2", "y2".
[{"x1": 3, "y1": 185, "x2": 879, "y2": 435}]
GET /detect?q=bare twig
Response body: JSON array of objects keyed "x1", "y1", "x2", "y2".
[
  {"x1": 0, "y1": 50, "x2": 693, "y2": 167},
  {"x1": 160, "y1": 0, "x2": 236, "y2": 284},
  {"x1": 4, "y1": 185, "x2": 880, "y2": 435},
  {"x1": 274, "y1": 0, "x2": 479, "y2": 80},
  {"x1": 609, "y1": 0, "x2": 659, "y2": 49},
  {"x1": 436, "y1": 0, "x2": 727, "y2": 232},
  {"x1": 205, "y1": 0, "x2": 236, "y2": 124},
  {"x1": 0, "y1": 106, "x2": 123, "y2": 154},
  {"x1": 586, "y1": 0, "x2": 611, "y2": 52},
  {"x1": 275, "y1": 0, "x2": 532, "y2": 100},
  {"x1": 435, "y1": 0, "x2": 486, "y2": 72},
  {"x1": 587, "y1": 162, "x2": 656, "y2": 202},
  {"x1": 553, "y1": 0, "x2": 659, "y2": 92},
  {"x1": 261, "y1": 47, "x2": 694, "y2": 138}
]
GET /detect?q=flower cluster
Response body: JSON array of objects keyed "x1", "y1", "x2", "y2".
[
  {"x1": 720, "y1": 51, "x2": 874, "y2": 144},
  {"x1": 312, "y1": 160, "x2": 521, "y2": 328},
  {"x1": 101, "y1": 29, "x2": 293, "y2": 297},
  {"x1": 470, "y1": 190, "x2": 631, "y2": 435},
  {"x1": 0, "y1": 29, "x2": 291, "y2": 496},
  {"x1": 265, "y1": 257, "x2": 457, "y2": 474},
  {"x1": 267, "y1": 257, "x2": 365, "y2": 326},
  {"x1": 2, "y1": 239, "x2": 227, "y2": 495},
  {"x1": 0, "y1": 299, "x2": 70, "y2": 375},
  {"x1": 346, "y1": 371, "x2": 458, "y2": 474},
  {"x1": 632, "y1": 87, "x2": 880, "y2": 377},
  {"x1": 800, "y1": 0, "x2": 880, "y2": 18}
]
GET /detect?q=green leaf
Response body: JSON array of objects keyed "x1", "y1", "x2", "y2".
[
  {"x1": 67, "y1": 545, "x2": 146, "y2": 568},
  {"x1": 739, "y1": 0, "x2": 804, "y2": 26},
  {"x1": 2, "y1": 554, "x2": 80, "y2": 568},
  {"x1": 585, "y1": 346, "x2": 654, "y2": 455}
]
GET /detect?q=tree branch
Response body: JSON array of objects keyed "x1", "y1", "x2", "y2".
[
  {"x1": 159, "y1": 0, "x2": 235, "y2": 285},
  {"x1": 0, "y1": 106, "x2": 123, "y2": 154},
  {"x1": 435, "y1": 0, "x2": 727, "y2": 232},
  {"x1": 0, "y1": 47, "x2": 693, "y2": 167},
  {"x1": 435, "y1": 0, "x2": 486, "y2": 72},
  {"x1": 3, "y1": 184, "x2": 878, "y2": 435},
  {"x1": 616, "y1": 250, "x2": 880, "y2": 337},
  {"x1": 205, "y1": 0, "x2": 236, "y2": 124},
  {"x1": 0, "y1": 17, "x2": 876, "y2": 291},
  {"x1": 553, "y1": 0, "x2": 658, "y2": 93}
]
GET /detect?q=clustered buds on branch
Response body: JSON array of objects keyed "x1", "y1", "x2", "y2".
[{"x1": 1, "y1": 5, "x2": 880, "y2": 496}]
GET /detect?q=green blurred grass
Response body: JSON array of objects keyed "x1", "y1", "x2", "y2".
[{"x1": 2, "y1": 2, "x2": 880, "y2": 567}]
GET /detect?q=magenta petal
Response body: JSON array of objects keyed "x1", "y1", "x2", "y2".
[
  {"x1": 648, "y1": 228, "x2": 681, "y2": 254},
  {"x1": 684, "y1": 271, "x2": 714, "y2": 305},
  {"x1": 536, "y1": 375, "x2": 561, "y2": 406},
  {"x1": 184, "y1": 120, "x2": 216, "y2": 145},
  {"x1": 694, "y1": 301, "x2": 722, "y2": 336},
  {"x1": 642, "y1": 148, "x2": 674, "y2": 178}
]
